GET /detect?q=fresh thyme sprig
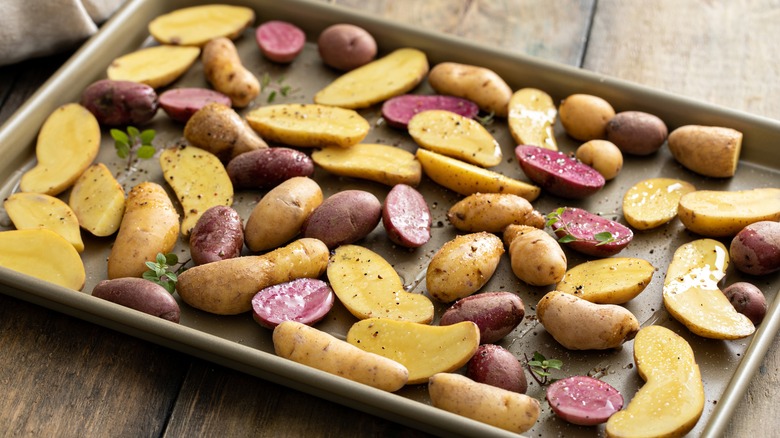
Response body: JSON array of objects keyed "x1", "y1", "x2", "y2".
[
  {"x1": 110, "y1": 126, "x2": 156, "y2": 169},
  {"x1": 142, "y1": 252, "x2": 187, "y2": 294},
  {"x1": 261, "y1": 73, "x2": 297, "y2": 103},
  {"x1": 525, "y1": 351, "x2": 563, "y2": 386}
]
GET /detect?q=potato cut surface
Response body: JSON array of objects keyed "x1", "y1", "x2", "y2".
[
  {"x1": 312, "y1": 143, "x2": 421, "y2": 187},
  {"x1": 0, "y1": 229, "x2": 85, "y2": 290},
  {"x1": 69, "y1": 163, "x2": 126, "y2": 237},
  {"x1": 4, "y1": 192, "x2": 84, "y2": 252},
  {"x1": 408, "y1": 110, "x2": 502, "y2": 167},
  {"x1": 556, "y1": 257, "x2": 654, "y2": 304},
  {"x1": 107, "y1": 45, "x2": 200, "y2": 89},
  {"x1": 246, "y1": 104, "x2": 369, "y2": 148},
  {"x1": 507, "y1": 88, "x2": 558, "y2": 150},
  {"x1": 677, "y1": 188, "x2": 780, "y2": 237},
  {"x1": 148, "y1": 5, "x2": 255, "y2": 46},
  {"x1": 622, "y1": 178, "x2": 695, "y2": 230}
]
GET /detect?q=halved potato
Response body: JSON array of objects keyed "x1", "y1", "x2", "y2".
[
  {"x1": 20, "y1": 103, "x2": 100, "y2": 196},
  {"x1": 312, "y1": 143, "x2": 421, "y2": 187},
  {"x1": 4, "y1": 192, "x2": 84, "y2": 252},
  {"x1": 107, "y1": 45, "x2": 200, "y2": 89},
  {"x1": 314, "y1": 48, "x2": 429, "y2": 109},
  {"x1": 667, "y1": 125, "x2": 742, "y2": 178},
  {"x1": 246, "y1": 104, "x2": 370, "y2": 148},
  {"x1": 0, "y1": 229, "x2": 85, "y2": 290},
  {"x1": 556, "y1": 257, "x2": 654, "y2": 304},
  {"x1": 622, "y1": 178, "x2": 695, "y2": 230},
  {"x1": 148, "y1": 4, "x2": 255, "y2": 46},
  {"x1": 69, "y1": 163, "x2": 126, "y2": 237},
  {"x1": 408, "y1": 110, "x2": 502, "y2": 168},
  {"x1": 507, "y1": 88, "x2": 557, "y2": 150},
  {"x1": 677, "y1": 188, "x2": 780, "y2": 237}
]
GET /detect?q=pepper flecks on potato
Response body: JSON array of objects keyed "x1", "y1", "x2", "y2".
[
  {"x1": 246, "y1": 104, "x2": 370, "y2": 148},
  {"x1": 184, "y1": 103, "x2": 268, "y2": 161},
  {"x1": 426, "y1": 232, "x2": 504, "y2": 303},
  {"x1": 202, "y1": 37, "x2": 260, "y2": 108},
  {"x1": 503, "y1": 224, "x2": 566, "y2": 287}
]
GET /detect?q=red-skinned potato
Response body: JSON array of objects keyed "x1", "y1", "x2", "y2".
[
  {"x1": 303, "y1": 190, "x2": 381, "y2": 249},
  {"x1": 439, "y1": 292, "x2": 525, "y2": 344},
  {"x1": 381, "y1": 94, "x2": 479, "y2": 129},
  {"x1": 515, "y1": 145, "x2": 605, "y2": 199},
  {"x1": 255, "y1": 20, "x2": 306, "y2": 63},
  {"x1": 92, "y1": 277, "x2": 180, "y2": 323},
  {"x1": 467, "y1": 344, "x2": 527, "y2": 394},
  {"x1": 189, "y1": 205, "x2": 244, "y2": 265},
  {"x1": 251, "y1": 278, "x2": 335, "y2": 328},
  {"x1": 227, "y1": 147, "x2": 314, "y2": 190},
  {"x1": 723, "y1": 282, "x2": 768, "y2": 325},
  {"x1": 80, "y1": 79, "x2": 158, "y2": 126},
  {"x1": 317, "y1": 24, "x2": 377, "y2": 71},
  {"x1": 382, "y1": 184, "x2": 431, "y2": 248},
  {"x1": 546, "y1": 375, "x2": 623, "y2": 425},
  {"x1": 606, "y1": 111, "x2": 668, "y2": 156},
  {"x1": 159, "y1": 88, "x2": 231, "y2": 123},
  {"x1": 550, "y1": 207, "x2": 633, "y2": 257},
  {"x1": 730, "y1": 221, "x2": 780, "y2": 275}
]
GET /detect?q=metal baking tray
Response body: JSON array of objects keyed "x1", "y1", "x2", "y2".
[{"x1": 1, "y1": 0, "x2": 779, "y2": 436}]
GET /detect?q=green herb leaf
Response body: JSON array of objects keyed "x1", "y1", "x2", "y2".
[
  {"x1": 267, "y1": 90, "x2": 277, "y2": 103},
  {"x1": 261, "y1": 72, "x2": 271, "y2": 88},
  {"x1": 137, "y1": 145, "x2": 156, "y2": 159},
  {"x1": 142, "y1": 252, "x2": 180, "y2": 294},
  {"x1": 127, "y1": 126, "x2": 140, "y2": 138},
  {"x1": 140, "y1": 129, "x2": 156, "y2": 145},
  {"x1": 558, "y1": 234, "x2": 578, "y2": 243},
  {"x1": 110, "y1": 129, "x2": 129, "y2": 144}
]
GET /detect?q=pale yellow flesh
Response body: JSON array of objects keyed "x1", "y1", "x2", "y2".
[
  {"x1": 622, "y1": 178, "x2": 696, "y2": 230},
  {"x1": 246, "y1": 104, "x2": 370, "y2": 148},
  {"x1": 426, "y1": 232, "x2": 504, "y2": 303},
  {"x1": 311, "y1": 143, "x2": 422, "y2": 187},
  {"x1": 68, "y1": 163, "x2": 126, "y2": 237},
  {"x1": 4, "y1": 192, "x2": 84, "y2": 252},
  {"x1": 148, "y1": 5, "x2": 255, "y2": 46},
  {"x1": 415, "y1": 148, "x2": 540, "y2": 201},
  {"x1": 107, "y1": 45, "x2": 200, "y2": 89},
  {"x1": 677, "y1": 188, "x2": 780, "y2": 237},
  {"x1": 159, "y1": 146, "x2": 233, "y2": 236},
  {"x1": 19, "y1": 103, "x2": 100, "y2": 196},
  {"x1": 314, "y1": 48, "x2": 429, "y2": 109},
  {"x1": 507, "y1": 88, "x2": 557, "y2": 150},
  {"x1": 0, "y1": 229, "x2": 85, "y2": 290},
  {"x1": 556, "y1": 257, "x2": 654, "y2": 304},
  {"x1": 606, "y1": 325, "x2": 704, "y2": 438},
  {"x1": 327, "y1": 245, "x2": 434, "y2": 323},
  {"x1": 347, "y1": 318, "x2": 480, "y2": 384},
  {"x1": 663, "y1": 239, "x2": 754, "y2": 339},
  {"x1": 408, "y1": 110, "x2": 502, "y2": 168}
]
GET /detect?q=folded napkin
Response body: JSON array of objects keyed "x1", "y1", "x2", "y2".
[{"x1": 0, "y1": 0, "x2": 125, "y2": 66}]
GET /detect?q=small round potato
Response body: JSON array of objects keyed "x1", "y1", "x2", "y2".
[
  {"x1": 559, "y1": 94, "x2": 615, "y2": 141},
  {"x1": 317, "y1": 24, "x2": 377, "y2": 71},
  {"x1": 575, "y1": 140, "x2": 623, "y2": 181},
  {"x1": 730, "y1": 221, "x2": 780, "y2": 275},
  {"x1": 467, "y1": 344, "x2": 527, "y2": 394},
  {"x1": 723, "y1": 282, "x2": 767, "y2": 325},
  {"x1": 606, "y1": 111, "x2": 668, "y2": 155},
  {"x1": 303, "y1": 190, "x2": 382, "y2": 249}
]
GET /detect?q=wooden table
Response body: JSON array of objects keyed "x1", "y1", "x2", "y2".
[{"x1": 1, "y1": 1, "x2": 778, "y2": 436}]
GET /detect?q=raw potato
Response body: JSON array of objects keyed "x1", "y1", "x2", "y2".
[
  {"x1": 189, "y1": 205, "x2": 244, "y2": 265},
  {"x1": 251, "y1": 278, "x2": 334, "y2": 328},
  {"x1": 327, "y1": 245, "x2": 434, "y2": 323},
  {"x1": 244, "y1": 177, "x2": 322, "y2": 252},
  {"x1": 546, "y1": 376, "x2": 623, "y2": 426},
  {"x1": 428, "y1": 373, "x2": 540, "y2": 434},
  {"x1": 148, "y1": 4, "x2": 255, "y2": 46},
  {"x1": 4, "y1": 192, "x2": 84, "y2": 252},
  {"x1": 347, "y1": 318, "x2": 480, "y2": 384},
  {"x1": 667, "y1": 125, "x2": 742, "y2": 178},
  {"x1": 382, "y1": 184, "x2": 431, "y2": 248},
  {"x1": 107, "y1": 45, "x2": 200, "y2": 89},
  {"x1": 447, "y1": 192, "x2": 544, "y2": 233},
  {"x1": 440, "y1": 292, "x2": 525, "y2": 344},
  {"x1": 549, "y1": 207, "x2": 634, "y2": 257},
  {"x1": 558, "y1": 93, "x2": 615, "y2": 141},
  {"x1": 426, "y1": 232, "x2": 504, "y2": 303},
  {"x1": 507, "y1": 87, "x2": 558, "y2": 150},
  {"x1": 159, "y1": 145, "x2": 234, "y2": 236},
  {"x1": 416, "y1": 149, "x2": 540, "y2": 201},
  {"x1": 503, "y1": 224, "x2": 567, "y2": 287},
  {"x1": 184, "y1": 103, "x2": 268, "y2": 161},
  {"x1": 467, "y1": 344, "x2": 527, "y2": 393},
  {"x1": 381, "y1": 94, "x2": 479, "y2": 129},
  {"x1": 314, "y1": 48, "x2": 428, "y2": 109},
  {"x1": 317, "y1": 24, "x2": 377, "y2": 71},
  {"x1": 515, "y1": 145, "x2": 605, "y2": 199},
  {"x1": 107, "y1": 182, "x2": 180, "y2": 279},
  {"x1": 92, "y1": 277, "x2": 180, "y2": 323},
  {"x1": 255, "y1": 20, "x2": 306, "y2": 64},
  {"x1": 663, "y1": 239, "x2": 755, "y2": 339},
  {"x1": 408, "y1": 110, "x2": 502, "y2": 168},
  {"x1": 20, "y1": 103, "x2": 100, "y2": 196},
  {"x1": 723, "y1": 282, "x2": 767, "y2": 325},
  {"x1": 158, "y1": 88, "x2": 232, "y2": 123},
  {"x1": 227, "y1": 147, "x2": 314, "y2": 190},
  {"x1": 273, "y1": 321, "x2": 408, "y2": 392},
  {"x1": 311, "y1": 143, "x2": 422, "y2": 187},
  {"x1": 730, "y1": 221, "x2": 780, "y2": 275},
  {"x1": 427, "y1": 62, "x2": 512, "y2": 117},
  {"x1": 622, "y1": 178, "x2": 696, "y2": 230},
  {"x1": 0, "y1": 229, "x2": 85, "y2": 290},
  {"x1": 176, "y1": 238, "x2": 328, "y2": 315},
  {"x1": 69, "y1": 163, "x2": 126, "y2": 237},
  {"x1": 537, "y1": 291, "x2": 639, "y2": 350},
  {"x1": 677, "y1": 188, "x2": 780, "y2": 237},
  {"x1": 246, "y1": 104, "x2": 370, "y2": 148},
  {"x1": 606, "y1": 325, "x2": 704, "y2": 438},
  {"x1": 606, "y1": 111, "x2": 668, "y2": 156},
  {"x1": 302, "y1": 190, "x2": 382, "y2": 249},
  {"x1": 80, "y1": 79, "x2": 159, "y2": 126},
  {"x1": 556, "y1": 258, "x2": 654, "y2": 304},
  {"x1": 202, "y1": 37, "x2": 260, "y2": 108},
  {"x1": 575, "y1": 140, "x2": 623, "y2": 181}
]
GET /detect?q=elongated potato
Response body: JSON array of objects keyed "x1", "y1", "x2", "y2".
[
  {"x1": 20, "y1": 103, "x2": 100, "y2": 196},
  {"x1": 622, "y1": 178, "x2": 695, "y2": 230},
  {"x1": 184, "y1": 103, "x2": 268, "y2": 161},
  {"x1": 314, "y1": 48, "x2": 428, "y2": 109},
  {"x1": 202, "y1": 37, "x2": 260, "y2": 108},
  {"x1": 149, "y1": 4, "x2": 255, "y2": 46},
  {"x1": 176, "y1": 238, "x2": 328, "y2": 315},
  {"x1": 107, "y1": 45, "x2": 200, "y2": 89},
  {"x1": 416, "y1": 149, "x2": 540, "y2": 201},
  {"x1": 447, "y1": 193, "x2": 544, "y2": 233},
  {"x1": 4, "y1": 192, "x2": 84, "y2": 252},
  {"x1": 426, "y1": 232, "x2": 504, "y2": 303},
  {"x1": 246, "y1": 104, "x2": 370, "y2": 148},
  {"x1": 107, "y1": 182, "x2": 180, "y2": 279},
  {"x1": 408, "y1": 110, "x2": 502, "y2": 168},
  {"x1": 667, "y1": 125, "x2": 742, "y2": 178},
  {"x1": 677, "y1": 188, "x2": 780, "y2": 237},
  {"x1": 69, "y1": 163, "x2": 126, "y2": 237},
  {"x1": 556, "y1": 257, "x2": 654, "y2": 304},
  {"x1": 429, "y1": 373, "x2": 540, "y2": 434},
  {"x1": 507, "y1": 87, "x2": 557, "y2": 150},
  {"x1": 159, "y1": 145, "x2": 234, "y2": 236},
  {"x1": 273, "y1": 321, "x2": 408, "y2": 392},
  {"x1": 0, "y1": 229, "x2": 85, "y2": 290},
  {"x1": 428, "y1": 62, "x2": 512, "y2": 117},
  {"x1": 92, "y1": 277, "x2": 180, "y2": 323},
  {"x1": 503, "y1": 225, "x2": 566, "y2": 287},
  {"x1": 311, "y1": 143, "x2": 421, "y2": 187}
]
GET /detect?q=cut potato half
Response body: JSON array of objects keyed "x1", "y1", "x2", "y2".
[
  {"x1": 408, "y1": 110, "x2": 502, "y2": 168},
  {"x1": 622, "y1": 178, "x2": 695, "y2": 230},
  {"x1": 0, "y1": 229, "x2": 85, "y2": 290},
  {"x1": 507, "y1": 88, "x2": 557, "y2": 150},
  {"x1": 677, "y1": 188, "x2": 780, "y2": 237},
  {"x1": 246, "y1": 104, "x2": 369, "y2": 148},
  {"x1": 4, "y1": 192, "x2": 84, "y2": 252},
  {"x1": 69, "y1": 163, "x2": 126, "y2": 237},
  {"x1": 312, "y1": 143, "x2": 421, "y2": 187},
  {"x1": 107, "y1": 45, "x2": 200, "y2": 89},
  {"x1": 148, "y1": 4, "x2": 255, "y2": 46}
]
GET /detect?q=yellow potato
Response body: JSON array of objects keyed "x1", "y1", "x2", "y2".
[
  {"x1": 0, "y1": 229, "x2": 85, "y2": 290},
  {"x1": 246, "y1": 104, "x2": 370, "y2": 148},
  {"x1": 507, "y1": 87, "x2": 557, "y2": 150},
  {"x1": 4, "y1": 192, "x2": 84, "y2": 252},
  {"x1": 428, "y1": 373, "x2": 540, "y2": 434},
  {"x1": 347, "y1": 318, "x2": 480, "y2": 384},
  {"x1": 663, "y1": 239, "x2": 754, "y2": 339},
  {"x1": 159, "y1": 145, "x2": 234, "y2": 236},
  {"x1": 556, "y1": 257, "x2": 654, "y2": 304},
  {"x1": 148, "y1": 4, "x2": 255, "y2": 46},
  {"x1": 107, "y1": 45, "x2": 200, "y2": 89},
  {"x1": 20, "y1": 103, "x2": 100, "y2": 196},
  {"x1": 606, "y1": 325, "x2": 704, "y2": 438},
  {"x1": 327, "y1": 245, "x2": 434, "y2": 323},
  {"x1": 273, "y1": 321, "x2": 408, "y2": 392},
  {"x1": 503, "y1": 224, "x2": 566, "y2": 287},
  {"x1": 426, "y1": 232, "x2": 504, "y2": 303},
  {"x1": 68, "y1": 163, "x2": 126, "y2": 237},
  {"x1": 202, "y1": 37, "x2": 260, "y2": 108},
  {"x1": 558, "y1": 93, "x2": 615, "y2": 141},
  {"x1": 428, "y1": 62, "x2": 512, "y2": 117},
  {"x1": 311, "y1": 143, "x2": 421, "y2": 187},
  {"x1": 575, "y1": 139, "x2": 623, "y2": 181},
  {"x1": 622, "y1": 178, "x2": 696, "y2": 230},
  {"x1": 677, "y1": 188, "x2": 780, "y2": 237},
  {"x1": 183, "y1": 103, "x2": 268, "y2": 161},
  {"x1": 416, "y1": 149, "x2": 540, "y2": 201},
  {"x1": 408, "y1": 110, "x2": 502, "y2": 168},
  {"x1": 314, "y1": 48, "x2": 429, "y2": 109},
  {"x1": 447, "y1": 192, "x2": 544, "y2": 233},
  {"x1": 667, "y1": 125, "x2": 742, "y2": 178}
]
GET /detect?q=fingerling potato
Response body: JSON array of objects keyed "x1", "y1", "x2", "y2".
[
  {"x1": 428, "y1": 62, "x2": 512, "y2": 117},
  {"x1": 426, "y1": 232, "x2": 504, "y2": 303}
]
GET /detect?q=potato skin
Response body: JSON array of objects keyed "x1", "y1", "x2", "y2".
[
  {"x1": 382, "y1": 184, "x2": 431, "y2": 248},
  {"x1": 606, "y1": 111, "x2": 668, "y2": 156},
  {"x1": 428, "y1": 62, "x2": 512, "y2": 117},
  {"x1": 667, "y1": 125, "x2": 742, "y2": 177},
  {"x1": 227, "y1": 147, "x2": 314, "y2": 190},
  {"x1": 92, "y1": 277, "x2": 180, "y2": 323},
  {"x1": 575, "y1": 140, "x2": 623, "y2": 181},
  {"x1": 317, "y1": 24, "x2": 377, "y2": 71},
  {"x1": 189, "y1": 205, "x2": 244, "y2": 265},
  {"x1": 80, "y1": 79, "x2": 158, "y2": 126},
  {"x1": 504, "y1": 225, "x2": 567, "y2": 286},
  {"x1": 730, "y1": 221, "x2": 780, "y2": 275},
  {"x1": 723, "y1": 282, "x2": 767, "y2": 325},
  {"x1": 467, "y1": 344, "x2": 527, "y2": 394},
  {"x1": 158, "y1": 87, "x2": 231, "y2": 123},
  {"x1": 202, "y1": 37, "x2": 260, "y2": 107},
  {"x1": 184, "y1": 103, "x2": 268, "y2": 161},
  {"x1": 559, "y1": 94, "x2": 615, "y2": 141},
  {"x1": 440, "y1": 292, "x2": 525, "y2": 344},
  {"x1": 303, "y1": 190, "x2": 381, "y2": 249},
  {"x1": 447, "y1": 192, "x2": 544, "y2": 233}
]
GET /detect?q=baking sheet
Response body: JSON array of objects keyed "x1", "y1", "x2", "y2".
[{"x1": 1, "y1": 0, "x2": 779, "y2": 437}]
